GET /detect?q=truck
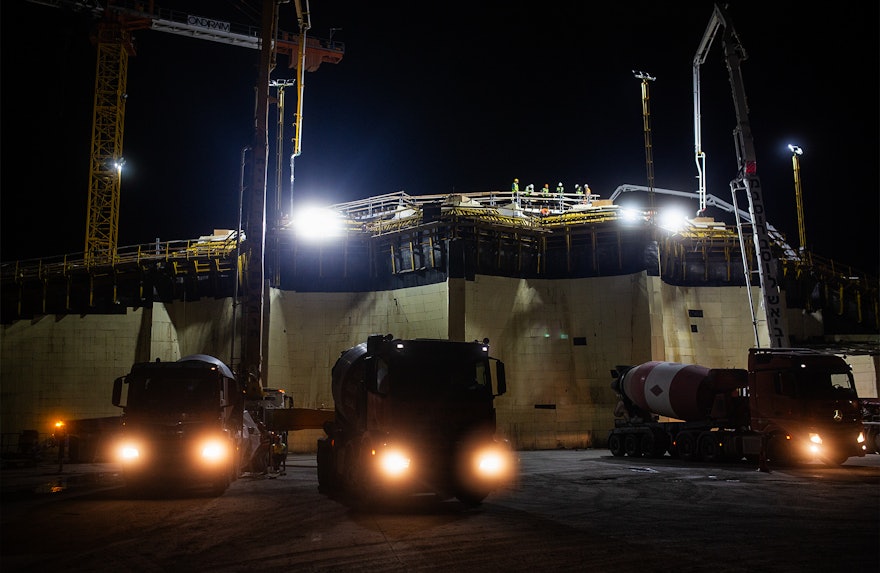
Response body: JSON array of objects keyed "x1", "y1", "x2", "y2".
[
  {"x1": 111, "y1": 354, "x2": 250, "y2": 494},
  {"x1": 608, "y1": 348, "x2": 868, "y2": 466},
  {"x1": 316, "y1": 334, "x2": 514, "y2": 506},
  {"x1": 861, "y1": 397, "x2": 880, "y2": 454}
]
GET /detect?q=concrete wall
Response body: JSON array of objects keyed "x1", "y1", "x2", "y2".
[
  {"x1": 266, "y1": 283, "x2": 450, "y2": 451},
  {"x1": 457, "y1": 274, "x2": 767, "y2": 449},
  {"x1": 2, "y1": 273, "x2": 876, "y2": 450},
  {"x1": 0, "y1": 298, "x2": 236, "y2": 439},
  {"x1": 1, "y1": 312, "x2": 144, "y2": 437}
]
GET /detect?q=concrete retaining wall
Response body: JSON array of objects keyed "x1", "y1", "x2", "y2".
[{"x1": 2, "y1": 272, "x2": 875, "y2": 453}]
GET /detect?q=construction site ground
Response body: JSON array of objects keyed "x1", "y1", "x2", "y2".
[{"x1": 1, "y1": 449, "x2": 878, "y2": 573}]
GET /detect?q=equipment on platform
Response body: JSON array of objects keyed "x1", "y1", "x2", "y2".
[
  {"x1": 608, "y1": 348, "x2": 868, "y2": 465},
  {"x1": 316, "y1": 334, "x2": 515, "y2": 506}
]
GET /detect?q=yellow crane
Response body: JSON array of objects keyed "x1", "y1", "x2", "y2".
[{"x1": 29, "y1": 0, "x2": 343, "y2": 266}]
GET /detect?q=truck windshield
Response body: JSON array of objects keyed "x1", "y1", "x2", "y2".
[
  {"x1": 127, "y1": 372, "x2": 219, "y2": 412},
  {"x1": 390, "y1": 358, "x2": 490, "y2": 399},
  {"x1": 794, "y1": 371, "x2": 858, "y2": 400}
]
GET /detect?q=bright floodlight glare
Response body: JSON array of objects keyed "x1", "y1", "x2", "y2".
[
  {"x1": 658, "y1": 207, "x2": 689, "y2": 233},
  {"x1": 292, "y1": 206, "x2": 345, "y2": 240},
  {"x1": 619, "y1": 207, "x2": 642, "y2": 223},
  {"x1": 788, "y1": 144, "x2": 803, "y2": 155}
]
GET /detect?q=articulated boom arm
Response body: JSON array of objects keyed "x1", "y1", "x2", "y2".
[
  {"x1": 694, "y1": 3, "x2": 789, "y2": 349},
  {"x1": 692, "y1": 4, "x2": 724, "y2": 214}
]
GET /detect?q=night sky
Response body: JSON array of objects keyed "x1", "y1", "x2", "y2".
[{"x1": 2, "y1": 1, "x2": 878, "y2": 276}]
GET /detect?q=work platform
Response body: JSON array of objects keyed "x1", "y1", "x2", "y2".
[{"x1": 1, "y1": 189, "x2": 877, "y2": 336}]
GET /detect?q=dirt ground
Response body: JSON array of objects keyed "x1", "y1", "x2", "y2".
[{"x1": 1, "y1": 449, "x2": 878, "y2": 572}]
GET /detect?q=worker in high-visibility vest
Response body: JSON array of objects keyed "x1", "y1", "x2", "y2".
[
  {"x1": 556, "y1": 182, "x2": 564, "y2": 195},
  {"x1": 521, "y1": 184, "x2": 534, "y2": 209},
  {"x1": 511, "y1": 178, "x2": 519, "y2": 193},
  {"x1": 541, "y1": 183, "x2": 550, "y2": 195}
]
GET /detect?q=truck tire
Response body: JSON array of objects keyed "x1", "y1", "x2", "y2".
[
  {"x1": 316, "y1": 438, "x2": 338, "y2": 494},
  {"x1": 869, "y1": 427, "x2": 880, "y2": 454},
  {"x1": 766, "y1": 434, "x2": 796, "y2": 466},
  {"x1": 210, "y1": 469, "x2": 231, "y2": 496},
  {"x1": 624, "y1": 434, "x2": 641, "y2": 457},
  {"x1": 676, "y1": 432, "x2": 698, "y2": 461},
  {"x1": 698, "y1": 432, "x2": 723, "y2": 462},
  {"x1": 456, "y1": 490, "x2": 489, "y2": 507},
  {"x1": 608, "y1": 433, "x2": 625, "y2": 457},
  {"x1": 641, "y1": 431, "x2": 668, "y2": 458},
  {"x1": 820, "y1": 454, "x2": 849, "y2": 466},
  {"x1": 639, "y1": 432, "x2": 655, "y2": 457},
  {"x1": 343, "y1": 441, "x2": 368, "y2": 501}
]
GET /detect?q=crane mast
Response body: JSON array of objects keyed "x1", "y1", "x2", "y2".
[
  {"x1": 84, "y1": 22, "x2": 130, "y2": 267},
  {"x1": 27, "y1": 0, "x2": 342, "y2": 269},
  {"x1": 27, "y1": 0, "x2": 344, "y2": 397},
  {"x1": 292, "y1": 0, "x2": 310, "y2": 160},
  {"x1": 241, "y1": 0, "x2": 277, "y2": 400},
  {"x1": 693, "y1": 3, "x2": 789, "y2": 349}
]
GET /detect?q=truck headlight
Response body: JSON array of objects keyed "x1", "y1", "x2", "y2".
[
  {"x1": 857, "y1": 432, "x2": 865, "y2": 444},
  {"x1": 199, "y1": 439, "x2": 227, "y2": 462},
  {"x1": 119, "y1": 444, "x2": 140, "y2": 461},
  {"x1": 809, "y1": 433, "x2": 823, "y2": 445},
  {"x1": 377, "y1": 448, "x2": 411, "y2": 477},
  {"x1": 472, "y1": 446, "x2": 513, "y2": 480}
]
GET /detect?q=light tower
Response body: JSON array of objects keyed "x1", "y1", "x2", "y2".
[{"x1": 788, "y1": 144, "x2": 807, "y2": 254}]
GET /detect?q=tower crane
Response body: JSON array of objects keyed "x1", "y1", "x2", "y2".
[
  {"x1": 27, "y1": 0, "x2": 343, "y2": 399},
  {"x1": 27, "y1": 0, "x2": 343, "y2": 266},
  {"x1": 693, "y1": 3, "x2": 789, "y2": 348}
]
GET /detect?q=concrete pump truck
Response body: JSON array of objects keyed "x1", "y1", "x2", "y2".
[{"x1": 608, "y1": 4, "x2": 868, "y2": 467}]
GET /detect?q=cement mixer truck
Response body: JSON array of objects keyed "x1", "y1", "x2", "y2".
[
  {"x1": 608, "y1": 348, "x2": 868, "y2": 465},
  {"x1": 316, "y1": 334, "x2": 514, "y2": 506},
  {"x1": 111, "y1": 355, "x2": 248, "y2": 494}
]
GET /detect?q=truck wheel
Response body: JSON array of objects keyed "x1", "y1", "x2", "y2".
[
  {"x1": 456, "y1": 490, "x2": 489, "y2": 507},
  {"x1": 316, "y1": 438, "x2": 338, "y2": 494},
  {"x1": 608, "y1": 434, "x2": 625, "y2": 457},
  {"x1": 676, "y1": 432, "x2": 698, "y2": 461},
  {"x1": 640, "y1": 432, "x2": 667, "y2": 458},
  {"x1": 820, "y1": 454, "x2": 849, "y2": 466},
  {"x1": 698, "y1": 433, "x2": 723, "y2": 462},
  {"x1": 639, "y1": 432, "x2": 652, "y2": 456},
  {"x1": 211, "y1": 470, "x2": 231, "y2": 496},
  {"x1": 343, "y1": 442, "x2": 369, "y2": 501},
  {"x1": 766, "y1": 434, "x2": 795, "y2": 466},
  {"x1": 624, "y1": 434, "x2": 641, "y2": 457}
]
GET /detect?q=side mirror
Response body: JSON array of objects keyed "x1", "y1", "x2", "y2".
[
  {"x1": 111, "y1": 376, "x2": 125, "y2": 407},
  {"x1": 495, "y1": 361, "x2": 507, "y2": 396},
  {"x1": 364, "y1": 356, "x2": 378, "y2": 392}
]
